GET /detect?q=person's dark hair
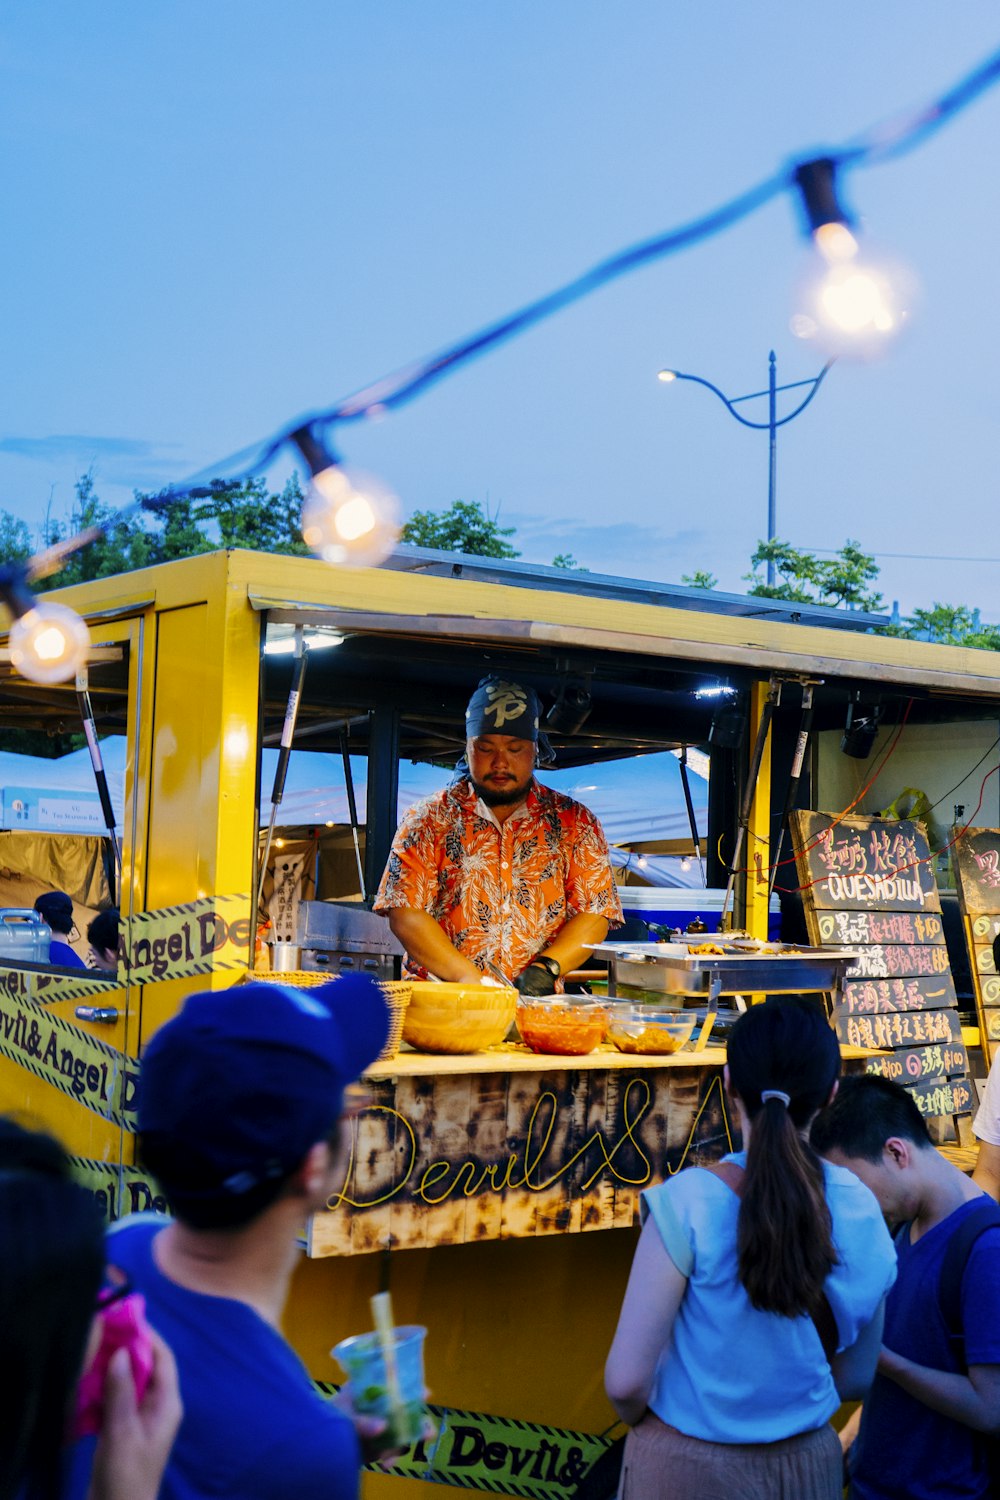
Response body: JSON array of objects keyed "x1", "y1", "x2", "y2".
[
  {"x1": 810, "y1": 1072, "x2": 933, "y2": 1162},
  {"x1": 726, "y1": 999, "x2": 841, "y2": 1320},
  {"x1": 0, "y1": 1117, "x2": 105, "y2": 1500},
  {"x1": 87, "y1": 907, "x2": 120, "y2": 957},
  {"x1": 138, "y1": 1132, "x2": 299, "y2": 1231}
]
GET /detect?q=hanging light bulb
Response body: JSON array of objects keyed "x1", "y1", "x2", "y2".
[
  {"x1": 789, "y1": 157, "x2": 915, "y2": 358},
  {"x1": 8, "y1": 599, "x2": 91, "y2": 684},
  {"x1": 291, "y1": 425, "x2": 401, "y2": 569}
]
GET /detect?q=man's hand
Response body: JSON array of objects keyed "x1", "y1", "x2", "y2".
[
  {"x1": 515, "y1": 962, "x2": 557, "y2": 997},
  {"x1": 333, "y1": 1384, "x2": 436, "y2": 1464}
]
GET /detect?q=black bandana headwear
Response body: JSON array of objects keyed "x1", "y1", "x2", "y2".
[{"x1": 453, "y1": 676, "x2": 555, "y2": 782}]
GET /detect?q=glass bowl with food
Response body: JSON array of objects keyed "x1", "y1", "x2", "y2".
[
  {"x1": 606, "y1": 1004, "x2": 697, "y2": 1055},
  {"x1": 515, "y1": 996, "x2": 609, "y2": 1056}
]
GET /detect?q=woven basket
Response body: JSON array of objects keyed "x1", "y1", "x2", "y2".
[{"x1": 264, "y1": 971, "x2": 410, "y2": 1062}]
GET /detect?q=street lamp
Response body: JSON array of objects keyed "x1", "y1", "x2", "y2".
[{"x1": 657, "y1": 352, "x2": 834, "y2": 587}]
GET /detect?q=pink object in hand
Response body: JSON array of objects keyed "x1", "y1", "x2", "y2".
[{"x1": 72, "y1": 1293, "x2": 155, "y2": 1438}]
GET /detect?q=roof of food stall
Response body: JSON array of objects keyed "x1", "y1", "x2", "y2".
[{"x1": 4, "y1": 549, "x2": 1000, "y2": 767}]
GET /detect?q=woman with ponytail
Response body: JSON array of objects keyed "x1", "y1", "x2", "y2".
[{"x1": 605, "y1": 1000, "x2": 896, "y2": 1499}]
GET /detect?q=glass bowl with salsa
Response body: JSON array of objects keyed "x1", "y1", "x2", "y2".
[{"x1": 515, "y1": 996, "x2": 609, "y2": 1056}]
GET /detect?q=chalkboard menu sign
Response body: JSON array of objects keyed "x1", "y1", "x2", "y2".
[
  {"x1": 952, "y1": 828, "x2": 1000, "y2": 1060},
  {"x1": 790, "y1": 812, "x2": 972, "y2": 1125}
]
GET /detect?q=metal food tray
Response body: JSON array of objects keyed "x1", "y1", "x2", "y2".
[{"x1": 588, "y1": 941, "x2": 860, "y2": 1002}]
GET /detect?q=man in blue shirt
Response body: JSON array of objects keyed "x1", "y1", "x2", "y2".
[
  {"x1": 813, "y1": 1074, "x2": 1000, "y2": 1500},
  {"x1": 92, "y1": 974, "x2": 391, "y2": 1500}
]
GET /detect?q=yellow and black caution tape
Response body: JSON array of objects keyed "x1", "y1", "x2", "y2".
[
  {"x1": 122, "y1": 894, "x2": 252, "y2": 986},
  {"x1": 70, "y1": 1156, "x2": 167, "y2": 1220},
  {"x1": 0, "y1": 987, "x2": 137, "y2": 1130},
  {"x1": 314, "y1": 1384, "x2": 616, "y2": 1500}
]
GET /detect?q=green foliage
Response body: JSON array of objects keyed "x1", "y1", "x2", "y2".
[
  {"x1": 681, "y1": 568, "x2": 718, "y2": 590},
  {"x1": 400, "y1": 499, "x2": 520, "y2": 559},
  {"x1": 4, "y1": 471, "x2": 311, "y2": 594},
  {"x1": 877, "y1": 603, "x2": 1000, "y2": 650},
  {"x1": 744, "y1": 538, "x2": 883, "y2": 612},
  {"x1": 551, "y1": 552, "x2": 589, "y2": 571}
]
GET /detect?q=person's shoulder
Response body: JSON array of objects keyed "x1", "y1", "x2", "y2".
[
  {"x1": 105, "y1": 1211, "x2": 163, "y2": 1278},
  {"x1": 107, "y1": 1210, "x2": 163, "y2": 1247},
  {"x1": 531, "y1": 781, "x2": 597, "y2": 821},
  {"x1": 398, "y1": 785, "x2": 460, "y2": 826}
]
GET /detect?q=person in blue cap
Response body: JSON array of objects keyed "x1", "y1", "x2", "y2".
[
  {"x1": 375, "y1": 675, "x2": 622, "y2": 992},
  {"x1": 70, "y1": 974, "x2": 392, "y2": 1500},
  {"x1": 35, "y1": 889, "x2": 87, "y2": 968}
]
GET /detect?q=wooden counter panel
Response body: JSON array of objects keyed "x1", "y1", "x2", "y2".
[{"x1": 310, "y1": 1055, "x2": 733, "y2": 1258}]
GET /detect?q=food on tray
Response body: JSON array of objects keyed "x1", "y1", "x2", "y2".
[
  {"x1": 516, "y1": 999, "x2": 608, "y2": 1056},
  {"x1": 687, "y1": 942, "x2": 725, "y2": 955}
]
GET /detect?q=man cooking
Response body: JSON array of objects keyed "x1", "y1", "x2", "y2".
[{"x1": 374, "y1": 676, "x2": 622, "y2": 994}]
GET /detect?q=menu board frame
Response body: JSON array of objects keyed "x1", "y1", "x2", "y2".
[
  {"x1": 951, "y1": 827, "x2": 1000, "y2": 1061},
  {"x1": 790, "y1": 811, "x2": 972, "y2": 1136}
]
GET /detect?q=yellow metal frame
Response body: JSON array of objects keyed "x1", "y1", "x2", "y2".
[{"x1": 3, "y1": 549, "x2": 1000, "y2": 1496}]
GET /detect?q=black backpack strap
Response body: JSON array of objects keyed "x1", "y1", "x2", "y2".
[
  {"x1": 938, "y1": 1199, "x2": 1000, "y2": 1367},
  {"x1": 702, "y1": 1160, "x2": 839, "y2": 1363}
]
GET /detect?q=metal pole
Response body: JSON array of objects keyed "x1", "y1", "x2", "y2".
[
  {"x1": 257, "y1": 627, "x2": 308, "y2": 920},
  {"x1": 74, "y1": 669, "x2": 122, "y2": 903},
  {"x1": 768, "y1": 681, "x2": 818, "y2": 902},
  {"x1": 678, "y1": 747, "x2": 706, "y2": 886},
  {"x1": 721, "y1": 677, "x2": 781, "y2": 931},
  {"x1": 340, "y1": 729, "x2": 367, "y2": 901},
  {"x1": 766, "y1": 350, "x2": 777, "y2": 587}
]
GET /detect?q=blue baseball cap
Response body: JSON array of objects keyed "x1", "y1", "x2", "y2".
[{"x1": 138, "y1": 975, "x2": 389, "y2": 1200}]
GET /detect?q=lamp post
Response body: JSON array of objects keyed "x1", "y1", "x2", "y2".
[{"x1": 657, "y1": 352, "x2": 834, "y2": 587}]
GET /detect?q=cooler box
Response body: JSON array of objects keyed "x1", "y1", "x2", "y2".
[
  {"x1": 0, "y1": 909, "x2": 51, "y2": 963},
  {"x1": 617, "y1": 886, "x2": 781, "y2": 940}
]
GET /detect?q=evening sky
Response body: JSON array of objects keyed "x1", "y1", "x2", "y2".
[{"x1": 2, "y1": 2, "x2": 999, "y2": 616}]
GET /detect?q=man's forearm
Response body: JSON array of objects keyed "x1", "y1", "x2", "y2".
[
  {"x1": 387, "y1": 909, "x2": 482, "y2": 983},
  {"x1": 878, "y1": 1346, "x2": 1000, "y2": 1433},
  {"x1": 539, "y1": 912, "x2": 610, "y2": 977}
]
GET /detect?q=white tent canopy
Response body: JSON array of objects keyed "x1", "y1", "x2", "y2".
[{"x1": 1, "y1": 740, "x2": 708, "y2": 880}]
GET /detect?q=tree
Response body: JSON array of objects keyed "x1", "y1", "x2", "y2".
[
  {"x1": 877, "y1": 603, "x2": 1000, "y2": 650},
  {"x1": 743, "y1": 538, "x2": 884, "y2": 612},
  {"x1": 7, "y1": 471, "x2": 311, "y2": 595},
  {"x1": 681, "y1": 568, "x2": 718, "y2": 591},
  {"x1": 551, "y1": 552, "x2": 589, "y2": 571},
  {"x1": 400, "y1": 499, "x2": 520, "y2": 559}
]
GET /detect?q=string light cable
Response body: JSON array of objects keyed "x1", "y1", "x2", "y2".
[
  {"x1": 789, "y1": 761, "x2": 1000, "y2": 899},
  {"x1": 2, "y1": 43, "x2": 1000, "y2": 677},
  {"x1": 757, "y1": 696, "x2": 915, "y2": 890}
]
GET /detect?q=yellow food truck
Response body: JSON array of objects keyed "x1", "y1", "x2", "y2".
[{"x1": 1, "y1": 546, "x2": 998, "y2": 1498}]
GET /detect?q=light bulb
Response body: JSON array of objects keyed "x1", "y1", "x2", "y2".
[
  {"x1": 300, "y1": 464, "x2": 401, "y2": 569},
  {"x1": 8, "y1": 600, "x2": 90, "y2": 684},
  {"x1": 791, "y1": 237, "x2": 915, "y2": 359},
  {"x1": 657, "y1": 369, "x2": 677, "y2": 383}
]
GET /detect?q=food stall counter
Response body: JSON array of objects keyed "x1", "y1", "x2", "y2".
[{"x1": 309, "y1": 1038, "x2": 877, "y2": 1257}]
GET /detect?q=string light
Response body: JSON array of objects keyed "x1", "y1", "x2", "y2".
[
  {"x1": 0, "y1": 565, "x2": 91, "y2": 685},
  {"x1": 790, "y1": 158, "x2": 914, "y2": 357},
  {"x1": 5, "y1": 46, "x2": 1000, "y2": 593},
  {"x1": 290, "y1": 425, "x2": 400, "y2": 569}
]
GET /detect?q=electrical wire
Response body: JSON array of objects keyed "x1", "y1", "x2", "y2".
[
  {"x1": 924, "y1": 735, "x2": 1000, "y2": 820},
  {"x1": 10, "y1": 43, "x2": 1000, "y2": 597},
  {"x1": 59, "y1": 39, "x2": 1000, "y2": 525},
  {"x1": 744, "y1": 697, "x2": 913, "y2": 878}
]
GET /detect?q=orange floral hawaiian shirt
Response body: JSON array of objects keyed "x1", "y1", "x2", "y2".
[{"x1": 374, "y1": 777, "x2": 622, "y2": 982}]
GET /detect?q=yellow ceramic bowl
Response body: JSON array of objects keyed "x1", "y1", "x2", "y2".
[{"x1": 403, "y1": 982, "x2": 517, "y2": 1054}]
